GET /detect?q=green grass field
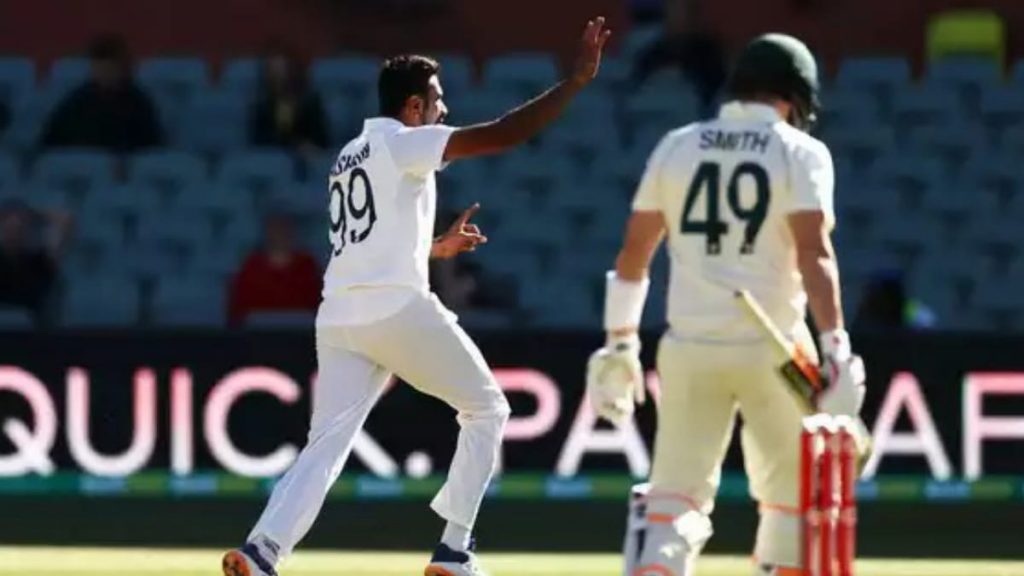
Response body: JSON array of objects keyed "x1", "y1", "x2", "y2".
[{"x1": 0, "y1": 547, "x2": 1022, "y2": 576}]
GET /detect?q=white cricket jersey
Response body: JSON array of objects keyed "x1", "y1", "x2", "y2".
[
  {"x1": 317, "y1": 117, "x2": 455, "y2": 327},
  {"x1": 633, "y1": 101, "x2": 835, "y2": 341}
]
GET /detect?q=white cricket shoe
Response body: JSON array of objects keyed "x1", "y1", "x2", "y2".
[
  {"x1": 222, "y1": 543, "x2": 278, "y2": 576},
  {"x1": 424, "y1": 542, "x2": 489, "y2": 576}
]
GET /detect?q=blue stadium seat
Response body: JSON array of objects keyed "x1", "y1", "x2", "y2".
[
  {"x1": 979, "y1": 87, "x2": 1024, "y2": 133},
  {"x1": 75, "y1": 204, "x2": 129, "y2": 249},
  {"x1": 220, "y1": 215, "x2": 261, "y2": 253},
  {"x1": 45, "y1": 58, "x2": 90, "y2": 99},
  {"x1": 79, "y1": 183, "x2": 160, "y2": 232},
  {"x1": 177, "y1": 182, "x2": 255, "y2": 218},
  {"x1": 890, "y1": 86, "x2": 961, "y2": 128},
  {"x1": 821, "y1": 125, "x2": 895, "y2": 174},
  {"x1": 0, "y1": 154, "x2": 19, "y2": 192},
  {"x1": 819, "y1": 87, "x2": 881, "y2": 128},
  {"x1": 152, "y1": 275, "x2": 226, "y2": 327},
  {"x1": 310, "y1": 57, "x2": 378, "y2": 99},
  {"x1": 620, "y1": 25, "x2": 661, "y2": 59},
  {"x1": 1008, "y1": 58, "x2": 1024, "y2": 87},
  {"x1": 870, "y1": 155, "x2": 945, "y2": 205},
  {"x1": 220, "y1": 57, "x2": 260, "y2": 97},
  {"x1": 906, "y1": 123, "x2": 989, "y2": 171},
  {"x1": 128, "y1": 150, "x2": 208, "y2": 197},
  {"x1": 30, "y1": 150, "x2": 116, "y2": 202},
  {"x1": 243, "y1": 311, "x2": 316, "y2": 329},
  {"x1": 0, "y1": 57, "x2": 34, "y2": 108},
  {"x1": 960, "y1": 154, "x2": 1024, "y2": 201},
  {"x1": 497, "y1": 148, "x2": 575, "y2": 196},
  {"x1": 834, "y1": 57, "x2": 911, "y2": 95},
  {"x1": 62, "y1": 277, "x2": 140, "y2": 327},
  {"x1": 216, "y1": 150, "x2": 296, "y2": 203},
  {"x1": 482, "y1": 54, "x2": 559, "y2": 97},
  {"x1": 191, "y1": 242, "x2": 247, "y2": 280},
  {"x1": 137, "y1": 207, "x2": 213, "y2": 248},
  {"x1": 0, "y1": 307, "x2": 34, "y2": 329},
  {"x1": 446, "y1": 87, "x2": 519, "y2": 126},
  {"x1": 434, "y1": 54, "x2": 474, "y2": 92},
  {"x1": 322, "y1": 93, "x2": 374, "y2": 144},
  {"x1": 137, "y1": 57, "x2": 211, "y2": 126},
  {"x1": 623, "y1": 71, "x2": 701, "y2": 129},
  {"x1": 592, "y1": 56, "x2": 631, "y2": 89},
  {"x1": 173, "y1": 90, "x2": 248, "y2": 154},
  {"x1": 927, "y1": 57, "x2": 1001, "y2": 89}
]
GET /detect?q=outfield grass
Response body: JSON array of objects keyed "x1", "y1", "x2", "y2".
[{"x1": 0, "y1": 547, "x2": 1022, "y2": 576}]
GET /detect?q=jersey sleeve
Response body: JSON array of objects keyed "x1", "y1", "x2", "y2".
[
  {"x1": 632, "y1": 134, "x2": 675, "y2": 212},
  {"x1": 389, "y1": 124, "x2": 456, "y2": 177},
  {"x1": 787, "y1": 137, "x2": 835, "y2": 227}
]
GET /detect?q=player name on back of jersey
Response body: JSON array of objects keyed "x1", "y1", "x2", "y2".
[
  {"x1": 333, "y1": 142, "x2": 371, "y2": 174},
  {"x1": 698, "y1": 129, "x2": 771, "y2": 154}
]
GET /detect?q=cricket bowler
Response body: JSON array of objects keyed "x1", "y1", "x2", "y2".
[
  {"x1": 585, "y1": 34, "x2": 867, "y2": 576},
  {"x1": 222, "y1": 17, "x2": 611, "y2": 576}
]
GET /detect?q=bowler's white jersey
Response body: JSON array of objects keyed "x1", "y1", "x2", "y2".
[
  {"x1": 633, "y1": 101, "x2": 835, "y2": 341},
  {"x1": 317, "y1": 117, "x2": 455, "y2": 327}
]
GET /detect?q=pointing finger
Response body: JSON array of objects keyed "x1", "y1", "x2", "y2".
[{"x1": 455, "y1": 203, "x2": 481, "y2": 228}]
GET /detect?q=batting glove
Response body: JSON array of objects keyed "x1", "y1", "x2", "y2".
[
  {"x1": 586, "y1": 334, "x2": 646, "y2": 426},
  {"x1": 817, "y1": 330, "x2": 866, "y2": 417}
]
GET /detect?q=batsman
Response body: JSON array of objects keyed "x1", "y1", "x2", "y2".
[{"x1": 586, "y1": 34, "x2": 867, "y2": 576}]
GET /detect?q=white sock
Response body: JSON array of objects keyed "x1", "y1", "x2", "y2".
[{"x1": 441, "y1": 521, "x2": 472, "y2": 552}]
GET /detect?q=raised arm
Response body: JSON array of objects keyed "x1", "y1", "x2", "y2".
[{"x1": 442, "y1": 17, "x2": 611, "y2": 162}]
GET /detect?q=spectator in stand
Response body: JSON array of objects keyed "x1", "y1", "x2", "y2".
[
  {"x1": 853, "y1": 271, "x2": 937, "y2": 332},
  {"x1": 0, "y1": 200, "x2": 73, "y2": 321},
  {"x1": 632, "y1": 0, "x2": 726, "y2": 110},
  {"x1": 228, "y1": 209, "x2": 322, "y2": 326},
  {"x1": 248, "y1": 43, "x2": 328, "y2": 152},
  {"x1": 41, "y1": 34, "x2": 163, "y2": 151}
]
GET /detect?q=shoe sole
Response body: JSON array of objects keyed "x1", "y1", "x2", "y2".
[
  {"x1": 222, "y1": 550, "x2": 253, "y2": 576},
  {"x1": 424, "y1": 566, "x2": 457, "y2": 576}
]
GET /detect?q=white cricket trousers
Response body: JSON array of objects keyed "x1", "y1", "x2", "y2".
[{"x1": 249, "y1": 292, "x2": 511, "y2": 558}]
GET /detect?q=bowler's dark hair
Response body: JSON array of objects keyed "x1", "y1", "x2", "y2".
[{"x1": 378, "y1": 55, "x2": 440, "y2": 118}]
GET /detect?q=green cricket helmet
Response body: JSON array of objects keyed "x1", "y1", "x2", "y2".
[{"x1": 726, "y1": 33, "x2": 821, "y2": 131}]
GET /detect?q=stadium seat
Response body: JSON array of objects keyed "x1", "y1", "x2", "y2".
[
  {"x1": 818, "y1": 88, "x2": 881, "y2": 129},
  {"x1": 960, "y1": 154, "x2": 1024, "y2": 204},
  {"x1": 220, "y1": 57, "x2": 260, "y2": 97},
  {"x1": 890, "y1": 86, "x2": 961, "y2": 129},
  {"x1": 75, "y1": 204, "x2": 129, "y2": 248},
  {"x1": 45, "y1": 58, "x2": 90, "y2": 99},
  {"x1": 61, "y1": 277, "x2": 141, "y2": 327},
  {"x1": 243, "y1": 311, "x2": 316, "y2": 329},
  {"x1": 926, "y1": 9, "x2": 1006, "y2": 64},
  {"x1": 127, "y1": 150, "x2": 208, "y2": 198},
  {"x1": 927, "y1": 56, "x2": 1001, "y2": 90},
  {"x1": 446, "y1": 87, "x2": 520, "y2": 126},
  {"x1": 978, "y1": 87, "x2": 1024, "y2": 139},
  {"x1": 30, "y1": 150, "x2": 116, "y2": 202},
  {"x1": 220, "y1": 215, "x2": 261, "y2": 253},
  {"x1": 0, "y1": 153, "x2": 19, "y2": 192},
  {"x1": 79, "y1": 183, "x2": 161, "y2": 235},
  {"x1": 322, "y1": 92, "x2": 374, "y2": 144},
  {"x1": 870, "y1": 155, "x2": 945, "y2": 207},
  {"x1": 834, "y1": 57, "x2": 911, "y2": 98},
  {"x1": 906, "y1": 123, "x2": 989, "y2": 171},
  {"x1": 623, "y1": 71, "x2": 701, "y2": 129},
  {"x1": 0, "y1": 307, "x2": 34, "y2": 329},
  {"x1": 620, "y1": 25, "x2": 661, "y2": 60},
  {"x1": 137, "y1": 57, "x2": 211, "y2": 127},
  {"x1": 434, "y1": 54, "x2": 475, "y2": 92},
  {"x1": 216, "y1": 149, "x2": 296, "y2": 204},
  {"x1": 177, "y1": 182, "x2": 255, "y2": 219},
  {"x1": 191, "y1": 241, "x2": 247, "y2": 280},
  {"x1": 152, "y1": 275, "x2": 226, "y2": 327},
  {"x1": 173, "y1": 90, "x2": 248, "y2": 154},
  {"x1": 592, "y1": 56, "x2": 631, "y2": 90},
  {"x1": 310, "y1": 56, "x2": 378, "y2": 100},
  {"x1": 482, "y1": 54, "x2": 559, "y2": 97},
  {"x1": 0, "y1": 57, "x2": 34, "y2": 108}
]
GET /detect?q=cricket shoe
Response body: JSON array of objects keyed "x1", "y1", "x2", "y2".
[
  {"x1": 424, "y1": 542, "x2": 488, "y2": 576},
  {"x1": 222, "y1": 543, "x2": 278, "y2": 576}
]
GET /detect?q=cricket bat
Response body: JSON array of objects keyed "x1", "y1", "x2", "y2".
[{"x1": 733, "y1": 289, "x2": 873, "y2": 458}]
